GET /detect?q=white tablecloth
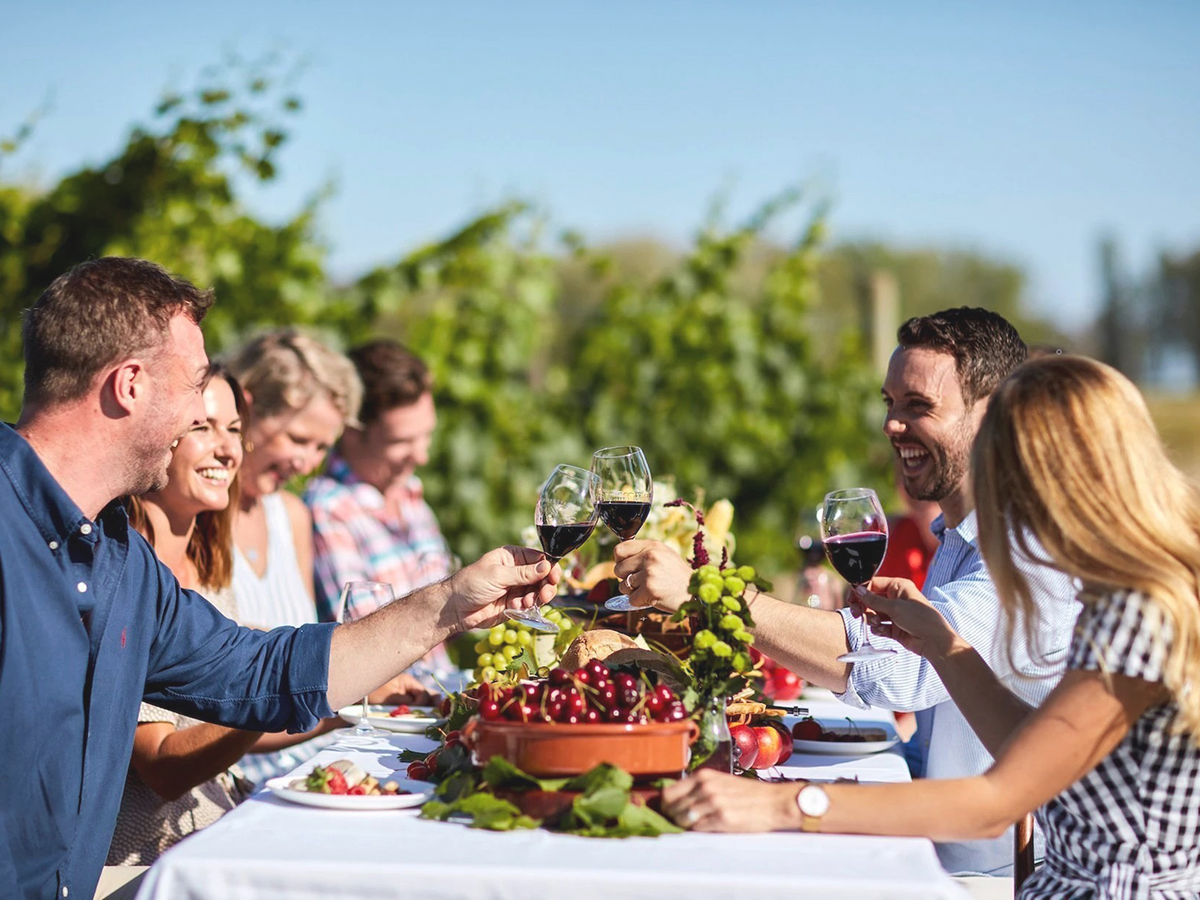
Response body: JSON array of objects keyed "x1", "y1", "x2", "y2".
[{"x1": 137, "y1": 693, "x2": 965, "y2": 900}]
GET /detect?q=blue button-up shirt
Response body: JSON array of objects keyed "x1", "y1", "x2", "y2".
[
  {"x1": 836, "y1": 511, "x2": 1079, "y2": 875},
  {"x1": 0, "y1": 424, "x2": 337, "y2": 899}
]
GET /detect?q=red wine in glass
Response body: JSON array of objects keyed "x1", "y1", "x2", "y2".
[
  {"x1": 590, "y1": 446, "x2": 653, "y2": 613},
  {"x1": 596, "y1": 500, "x2": 651, "y2": 541},
  {"x1": 823, "y1": 532, "x2": 889, "y2": 586},
  {"x1": 819, "y1": 488, "x2": 896, "y2": 663},
  {"x1": 536, "y1": 522, "x2": 597, "y2": 565},
  {"x1": 507, "y1": 465, "x2": 601, "y2": 633}
]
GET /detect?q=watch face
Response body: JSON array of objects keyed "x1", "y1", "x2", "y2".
[{"x1": 798, "y1": 784, "x2": 831, "y2": 817}]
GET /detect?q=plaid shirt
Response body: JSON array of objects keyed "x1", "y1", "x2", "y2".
[{"x1": 305, "y1": 453, "x2": 452, "y2": 624}]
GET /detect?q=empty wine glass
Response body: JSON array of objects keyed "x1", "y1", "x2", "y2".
[
  {"x1": 591, "y1": 446, "x2": 653, "y2": 612},
  {"x1": 336, "y1": 581, "x2": 397, "y2": 736},
  {"x1": 506, "y1": 464, "x2": 600, "y2": 633},
  {"x1": 818, "y1": 488, "x2": 896, "y2": 663}
]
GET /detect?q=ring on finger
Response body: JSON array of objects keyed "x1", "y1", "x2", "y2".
[
  {"x1": 683, "y1": 807, "x2": 699, "y2": 826},
  {"x1": 624, "y1": 573, "x2": 636, "y2": 592}
]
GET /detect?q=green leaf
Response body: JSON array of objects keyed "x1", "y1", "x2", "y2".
[{"x1": 481, "y1": 756, "x2": 569, "y2": 792}]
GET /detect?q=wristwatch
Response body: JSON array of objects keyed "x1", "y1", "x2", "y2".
[{"x1": 796, "y1": 784, "x2": 830, "y2": 833}]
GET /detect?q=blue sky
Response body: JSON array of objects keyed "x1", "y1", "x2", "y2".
[{"x1": 2, "y1": 1, "x2": 1197, "y2": 331}]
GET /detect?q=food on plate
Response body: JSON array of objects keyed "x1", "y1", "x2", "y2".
[
  {"x1": 289, "y1": 760, "x2": 408, "y2": 796},
  {"x1": 791, "y1": 716, "x2": 888, "y2": 744}
]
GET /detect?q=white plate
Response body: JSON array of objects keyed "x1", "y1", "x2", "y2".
[
  {"x1": 338, "y1": 705, "x2": 445, "y2": 734},
  {"x1": 792, "y1": 735, "x2": 900, "y2": 755},
  {"x1": 267, "y1": 776, "x2": 432, "y2": 810}
]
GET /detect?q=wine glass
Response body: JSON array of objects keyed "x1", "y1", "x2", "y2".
[
  {"x1": 818, "y1": 488, "x2": 896, "y2": 663},
  {"x1": 591, "y1": 446, "x2": 653, "y2": 612},
  {"x1": 506, "y1": 465, "x2": 600, "y2": 633},
  {"x1": 336, "y1": 581, "x2": 397, "y2": 736}
]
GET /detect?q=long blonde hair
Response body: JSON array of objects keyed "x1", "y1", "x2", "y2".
[{"x1": 973, "y1": 355, "x2": 1200, "y2": 742}]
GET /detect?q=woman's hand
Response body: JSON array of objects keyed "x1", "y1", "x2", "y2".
[
  {"x1": 612, "y1": 540, "x2": 693, "y2": 612},
  {"x1": 368, "y1": 672, "x2": 440, "y2": 706},
  {"x1": 660, "y1": 770, "x2": 799, "y2": 832},
  {"x1": 852, "y1": 576, "x2": 966, "y2": 663}
]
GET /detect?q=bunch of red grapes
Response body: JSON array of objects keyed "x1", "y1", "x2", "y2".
[{"x1": 476, "y1": 659, "x2": 687, "y2": 725}]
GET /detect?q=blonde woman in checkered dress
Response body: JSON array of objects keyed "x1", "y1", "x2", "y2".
[{"x1": 662, "y1": 355, "x2": 1200, "y2": 899}]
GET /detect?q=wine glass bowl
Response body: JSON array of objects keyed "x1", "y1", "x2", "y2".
[
  {"x1": 819, "y1": 488, "x2": 896, "y2": 663},
  {"x1": 506, "y1": 465, "x2": 600, "y2": 633},
  {"x1": 590, "y1": 446, "x2": 653, "y2": 612}
]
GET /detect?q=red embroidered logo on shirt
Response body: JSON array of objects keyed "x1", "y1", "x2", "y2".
[{"x1": 120, "y1": 627, "x2": 127, "y2": 648}]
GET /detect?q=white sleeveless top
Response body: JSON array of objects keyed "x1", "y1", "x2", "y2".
[
  {"x1": 233, "y1": 493, "x2": 316, "y2": 628},
  {"x1": 232, "y1": 492, "x2": 336, "y2": 783}
]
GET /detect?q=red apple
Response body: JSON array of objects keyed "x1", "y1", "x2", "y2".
[
  {"x1": 769, "y1": 719, "x2": 794, "y2": 766},
  {"x1": 729, "y1": 723, "x2": 759, "y2": 770},
  {"x1": 752, "y1": 725, "x2": 783, "y2": 769},
  {"x1": 771, "y1": 668, "x2": 804, "y2": 701},
  {"x1": 792, "y1": 717, "x2": 824, "y2": 742}
]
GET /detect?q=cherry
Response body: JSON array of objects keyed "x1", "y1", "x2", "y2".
[
  {"x1": 479, "y1": 700, "x2": 502, "y2": 721},
  {"x1": 645, "y1": 694, "x2": 665, "y2": 717},
  {"x1": 792, "y1": 717, "x2": 824, "y2": 741},
  {"x1": 547, "y1": 698, "x2": 567, "y2": 721},
  {"x1": 443, "y1": 731, "x2": 462, "y2": 748},
  {"x1": 565, "y1": 688, "x2": 586, "y2": 718},
  {"x1": 573, "y1": 668, "x2": 593, "y2": 686},
  {"x1": 614, "y1": 672, "x2": 637, "y2": 693},
  {"x1": 586, "y1": 660, "x2": 610, "y2": 680},
  {"x1": 584, "y1": 708, "x2": 602, "y2": 724},
  {"x1": 619, "y1": 686, "x2": 640, "y2": 708},
  {"x1": 591, "y1": 676, "x2": 610, "y2": 693},
  {"x1": 547, "y1": 667, "x2": 572, "y2": 686},
  {"x1": 664, "y1": 702, "x2": 686, "y2": 722},
  {"x1": 655, "y1": 684, "x2": 675, "y2": 704},
  {"x1": 406, "y1": 761, "x2": 431, "y2": 781},
  {"x1": 606, "y1": 707, "x2": 625, "y2": 723},
  {"x1": 596, "y1": 685, "x2": 618, "y2": 709}
]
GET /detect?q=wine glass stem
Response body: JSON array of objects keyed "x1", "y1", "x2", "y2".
[{"x1": 357, "y1": 696, "x2": 373, "y2": 735}]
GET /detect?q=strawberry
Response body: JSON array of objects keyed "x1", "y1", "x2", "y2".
[
  {"x1": 304, "y1": 764, "x2": 349, "y2": 794},
  {"x1": 389, "y1": 704, "x2": 412, "y2": 718},
  {"x1": 347, "y1": 785, "x2": 367, "y2": 796}
]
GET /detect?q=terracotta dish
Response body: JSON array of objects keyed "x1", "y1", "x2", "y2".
[{"x1": 465, "y1": 717, "x2": 699, "y2": 779}]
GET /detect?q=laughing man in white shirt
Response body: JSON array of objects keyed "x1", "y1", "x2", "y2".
[{"x1": 614, "y1": 307, "x2": 1078, "y2": 876}]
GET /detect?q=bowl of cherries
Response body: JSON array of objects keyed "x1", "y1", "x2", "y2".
[{"x1": 464, "y1": 658, "x2": 698, "y2": 779}]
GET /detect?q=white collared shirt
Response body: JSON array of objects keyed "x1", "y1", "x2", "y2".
[{"x1": 836, "y1": 510, "x2": 1079, "y2": 876}]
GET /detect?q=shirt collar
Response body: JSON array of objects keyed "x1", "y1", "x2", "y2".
[
  {"x1": 931, "y1": 508, "x2": 978, "y2": 546},
  {"x1": 324, "y1": 449, "x2": 424, "y2": 504},
  {"x1": 0, "y1": 422, "x2": 110, "y2": 545}
]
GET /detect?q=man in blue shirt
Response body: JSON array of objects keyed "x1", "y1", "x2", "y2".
[{"x1": 0, "y1": 258, "x2": 558, "y2": 899}]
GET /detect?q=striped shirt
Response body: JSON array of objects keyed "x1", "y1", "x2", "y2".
[
  {"x1": 305, "y1": 454, "x2": 451, "y2": 624},
  {"x1": 1021, "y1": 590, "x2": 1200, "y2": 900},
  {"x1": 837, "y1": 510, "x2": 1079, "y2": 875}
]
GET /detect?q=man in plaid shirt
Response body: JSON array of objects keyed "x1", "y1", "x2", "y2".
[{"x1": 305, "y1": 340, "x2": 453, "y2": 674}]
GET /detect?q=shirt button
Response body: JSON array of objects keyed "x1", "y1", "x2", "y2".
[
  {"x1": 77, "y1": 582, "x2": 88, "y2": 593},
  {"x1": 49, "y1": 541, "x2": 59, "y2": 550},
  {"x1": 80, "y1": 523, "x2": 92, "y2": 535},
  {"x1": 62, "y1": 888, "x2": 69, "y2": 898}
]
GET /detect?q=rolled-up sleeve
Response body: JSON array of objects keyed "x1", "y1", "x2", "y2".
[
  {"x1": 836, "y1": 538, "x2": 1075, "y2": 712},
  {"x1": 142, "y1": 568, "x2": 336, "y2": 732}
]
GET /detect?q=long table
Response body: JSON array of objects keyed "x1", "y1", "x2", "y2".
[{"x1": 136, "y1": 695, "x2": 967, "y2": 900}]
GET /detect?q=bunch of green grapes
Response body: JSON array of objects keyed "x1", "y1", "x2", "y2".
[
  {"x1": 471, "y1": 611, "x2": 564, "y2": 683},
  {"x1": 684, "y1": 564, "x2": 760, "y2": 678}
]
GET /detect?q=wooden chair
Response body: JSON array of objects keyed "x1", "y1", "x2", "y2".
[{"x1": 1014, "y1": 812, "x2": 1036, "y2": 894}]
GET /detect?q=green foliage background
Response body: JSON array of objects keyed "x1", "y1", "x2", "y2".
[{"x1": 3, "y1": 66, "x2": 1054, "y2": 576}]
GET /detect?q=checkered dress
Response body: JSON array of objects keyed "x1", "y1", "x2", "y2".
[{"x1": 1020, "y1": 590, "x2": 1200, "y2": 900}]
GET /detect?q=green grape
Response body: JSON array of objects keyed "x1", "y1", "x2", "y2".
[
  {"x1": 723, "y1": 576, "x2": 746, "y2": 595},
  {"x1": 474, "y1": 640, "x2": 488, "y2": 654},
  {"x1": 502, "y1": 644, "x2": 521, "y2": 662},
  {"x1": 489, "y1": 623, "x2": 506, "y2": 636},
  {"x1": 737, "y1": 565, "x2": 756, "y2": 581},
  {"x1": 480, "y1": 665, "x2": 498, "y2": 682},
  {"x1": 477, "y1": 652, "x2": 495, "y2": 668},
  {"x1": 493, "y1": 657, "x2": 508, "y2": 672},
  {"x1": 473, "y1": 667, "x2": 485, "y2": 683},
  {"x1": 487, "y1": 630, "x2": 505, "y2": 647},
  {"x1": 544, "y1": 608, "x2": 562, "y2": 622},
  {"x1": 516, "y1": 630, "x2": 533, "y2": 647},
  {"x1": 502, "y1": 629, "x2": 518, "y2": 645}
]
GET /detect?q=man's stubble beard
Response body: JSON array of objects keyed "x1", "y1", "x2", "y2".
[{"x1": 908, "y1": 415, "x2": 976, "y2": 504}]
